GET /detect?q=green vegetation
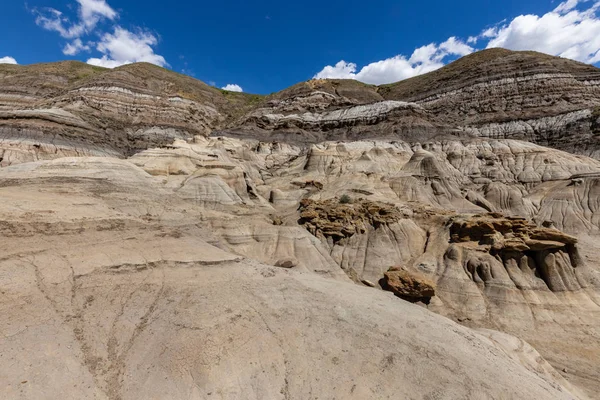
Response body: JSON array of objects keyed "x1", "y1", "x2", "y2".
[
  {"x1": 246, "y1": 94, "x2": 263, "y2": 105},
  {"x1": 219, "y1": 90, "x2": 261, "y2": 102}
]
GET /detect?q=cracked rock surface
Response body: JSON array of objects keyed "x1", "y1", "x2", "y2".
[
  {"x1": 2, "y1": 48, "x2": 600, "y2": 399},
  {"x1": 0, "y1": 156, "x2": 588, "y2": 400}
]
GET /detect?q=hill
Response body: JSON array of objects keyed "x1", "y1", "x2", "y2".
[{"x1": 1, "y1": 48, "x2": 600, "y2": 161}]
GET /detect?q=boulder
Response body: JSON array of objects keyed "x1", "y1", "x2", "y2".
[
  {"x1": 274, "y1": 257, "x2": 298, "y2": 269},
  {"x1": 383, "y1": 268, "x2": 436, "y2": 299}
]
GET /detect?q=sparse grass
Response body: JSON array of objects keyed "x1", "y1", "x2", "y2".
[
  {"x1": 0, "y1": 60, "x2": 107, "y2": 82},
  {"x1": 246, "y1": 94, "x2": 263, "y2": 105},
  {"x1": 377, "y1": 48, "x2": 600, "y2": 101},
  {"x1": 0, "y1": 59, "x2": 269, "y2": 122},
  {"x1": 219, "y1": 90, "x2": 262, "y2": 102},
  {"x1": 217, "y1": 90, "x2": 266, "y2": 119},
  {"x1": 265, "y1": 78, "x2": 381, "y2": 105}
]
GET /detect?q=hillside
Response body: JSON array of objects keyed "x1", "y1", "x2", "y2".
[
  {"x1": 2, "y1": 50, "x2": 600, "y2": 398},
  {"x1": 227, "y1": 49, "x2": 600, "y2": 154},
  {"x1": 0, "y1": 61, "x2": 263, "y2": 161},
  {"x1": 2, "y1": 49, "x2": 600, "y2": 160}
]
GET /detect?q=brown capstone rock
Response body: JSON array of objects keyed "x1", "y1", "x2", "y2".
[
  {"x1": 298, "y1": 198, "x2": 403, "y2": 242},
  {"x1": 275, "y1": 257, "x2": 298, "y2": 268},
  {"x1": 383, "y1": 268, "x2": 436, "y2": 299},
  {"x1": 449, "y1": 213, "x2": 578, "y2": 252}
]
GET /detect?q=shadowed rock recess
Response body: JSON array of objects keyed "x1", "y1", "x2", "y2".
[{"x1": 1, "y1": 49, "x2": 600, "y2": 399}]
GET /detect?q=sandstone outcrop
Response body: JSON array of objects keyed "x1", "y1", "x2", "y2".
[
  {"x1": 0, "y1": 61, "x2": 260, "y2": 160},
  {"x1": 3, "y1": 49, "x2": 600, "y2": 399},
  {"x1": 448, "y1": 213, "x2": 583, "y2": 293},
  {"x1": 298, "y1": 198, "x2": 404, "y2": 242},
  {"x1": 383, "y1": 267, "x2": 436, "y2": 300},
  {"x1": 116, "y1": 134, "x2": 600, "y2": 396},
  {"x1": 0, "y1": 156, "x2": 588, "y2": 400},
  {"x1": 5, "y1": 49, "x2": 600, "y2": 160}
]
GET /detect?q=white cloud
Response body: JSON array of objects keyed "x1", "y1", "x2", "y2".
[
  {"x1": 468, "y1": 26, "x2": 501, "y2": 45},
  {"x1": 32, "y1": 0, "x2": 168, "y2": 69},
  {"x1": 484, "y1": 1, "x2": 600, "y2": 64},
  {"x1": 86, "y1": 56, "x2": 122, "y2": 68},
  {"x1": 314, "y1": 37, "x2": 473, "y2": 85},
  {"x1": 439, "y1": 37, "x2": 474, "y2": 56},
  {"x1": 482, "y1": 27, "x2": 499, "y2": 38},
  {"x1": 314, "y1": 61, "x2": 359, "y2": 80},
  {"x1": 34, "y1": 0, "x2": 116, "y2": 39},
  {"x1": 408, "y1": 43, "x2": 441, "y2": 64},
  {"x1": 313, "y1": 1, "x2": 600, "y2": 86},
  {"x1": 554, "y1": 0, "x2": 581, "y2": 13},
  {"x1": 63, "y1": 38, "x2": 91, "y2": 55},
  {"x1": 221, "y1": 84, "x2": 243, "y2": 92},
  {"x1": 0, "y1": 56, "x2": 18, "y2": 64},
  {"x1": 86, "y1": 27, "x2": 167, "y2": 68},
  {"x1": 77, "y1": 0, "x2": 117, "y2": 28},
  {"x1": 34, "y1": 8, "x2": 85, "y2": 39}
]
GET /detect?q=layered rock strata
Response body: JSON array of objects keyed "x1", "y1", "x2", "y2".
[
  {"x1": 3, "y1": 48, "x2": 600, "y2": 398},
  {"x1": 0, "y1": 155, "x2": 589, "y2": 400},
  {"x1": 118, "y1": 135, "x2": 600, "y2": 396},
  {"x1": 5, "y1": 49, "x2": 600, "y2": 158}
]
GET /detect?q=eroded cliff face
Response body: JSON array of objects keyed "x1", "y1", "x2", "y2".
[
  {"x1": 0, "y1": 61, "x2": 258, "y2": 162},
  {"x1": 3, "y1": 49, "x2": 600, "y2": 399},
  {"x1": 222, "y1": 49, "x2": 600, "y2": 157},
  {"x1": 125, "y1": 135, "x2": 600, "y2": 397},
  {"x1": 229, "y1": 89, "x2": 446, "y2": 143},
  {"x1": 4, "y1": 48, "x2": 600, "y2": 160},
  {"x1": 379, "y1": 49, "x2": 600, "y2": 155},
  {"x1": 3, "y1": 152, "x2": 593, "y2": 400}
]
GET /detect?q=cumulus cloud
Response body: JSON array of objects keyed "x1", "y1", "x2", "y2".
[
  {"x1": 0, "y1": 56, "x2": 18, "y2": 64},
  {"x1": 439, "y1": 37, "x2": 474, "y2": 56},
  {"x1": 484, "y1": 0, "x2": 600, "y2": 63},
  {"x1": 78, "y1": 0, "x2": 117, "y2": 27},
  {"x1": 63, "y1": 38, "x2": 91, "y2": 56},
  {"x1": 314, "y1": 1, "x2": 600, "y2": 85},
  {"x1": 86, "y1": 27, "x2": 167, "y2": 68},
  {"x1": 467, "y1": 27, "x2": 499, "y2": 45},
  {"x1": 221, "y1": 84, "x2": 243, "y2": 92},
  {"x1": 35, "y1": 8, "x2": 85, "y2": 39},
  {"x1": 34, "y1": 0, "x2": 116, "y2": 39},
  {"x1": 314, "y1": 37, "x2": 473, "y2": 84},
  {"x1": 33, "y1": 0, "x2": 167, "y2": 69}
]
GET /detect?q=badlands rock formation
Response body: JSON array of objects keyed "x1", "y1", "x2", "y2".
[
  {"x1": 0, "y1": 61, "x2": 260, "y2": 162},
  {"x1": 1, "y1": 156, "x2": 587, "y2": 400},
  {"x1": 3, "y1": 49, "x2": 600, "y2": 159},
  {"x1": 125, "y1": 136, "x2": 600, "y2": 398},
  {"x1": 381, "y1": 49, "x2": 600, "y2": 155},
  {"x1": 2, "y1": 49, "x2": 600, "y2": 399},
  {"x1": 227, "y1": 49, "x2": 600, "y2": 157}
]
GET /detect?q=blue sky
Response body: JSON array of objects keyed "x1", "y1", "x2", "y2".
[{"x1": 1, "y1": 0, "x2": 600, "y2": 94}]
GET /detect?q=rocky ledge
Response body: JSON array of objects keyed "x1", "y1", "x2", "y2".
[
  {"x1": 298, "y1": 198, "x2": 405, "y2": 242},
  {"x1": 448, "y1": 213, "x2": 583, "y2": 292}
]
